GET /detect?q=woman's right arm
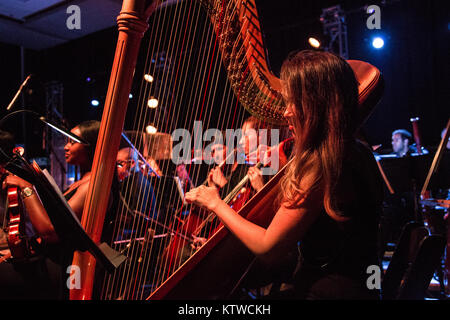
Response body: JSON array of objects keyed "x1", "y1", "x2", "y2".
[{"x1": 185, "y1": 184, "x2": 322, "y2": 258}]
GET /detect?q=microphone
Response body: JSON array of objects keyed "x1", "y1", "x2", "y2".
[
  {"x1": 6, "y1": 75, "x2": 32, "y2": 111},
  {"x1": 39, "y1": 116, "x2": 90, "y2": 145}
]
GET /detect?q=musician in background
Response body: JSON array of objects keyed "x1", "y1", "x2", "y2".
[
  {"x1": 116, "y1": 147, "x2": 158, "y2": 222},
  {"x1": 391, "y1": 129, "x2": 428, "y2": 157},
  {"x1": 0, "y1": 130, "x2": 55, "y2": 299},
  {"x1": 2, "y1": 120, "x2": 119, "y2": 299},
  {"x1": 188, "y1": 118, "x2": 275, "y2": 249},
  {"x1": 207, "y1": 116, "x2": 275, "y2": 196},
  {"x1": 186, "y1": 50, "x2": 383, "y2": 300}
]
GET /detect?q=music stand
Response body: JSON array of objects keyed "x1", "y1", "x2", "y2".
[
  {"x1": 378, "y1": 154, "x2": 434, "y2": 195},
  {"x1": 6, "y1": 154, "x2": 126, "y2": 273}
]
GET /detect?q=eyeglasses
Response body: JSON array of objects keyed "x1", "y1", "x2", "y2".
[{"x1": 116, "y1": 160, "x2": 133, "y2": 168}]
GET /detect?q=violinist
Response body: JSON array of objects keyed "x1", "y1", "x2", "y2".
[
  {"x1": 168, "y1": 119, "x2": 282, "y2": 256},
  {"x1": 207, "y1": 116, "x2": 280, "y2": 198},
  {"x1": 2, "y1": 120, "x2": 119, "y2": 299},
  {"x1": 186, "y1": 50, "x2": 384, "y2": 300},
  {"x1": 0, "y1": 130, "x2": 54, "y2": 299}
]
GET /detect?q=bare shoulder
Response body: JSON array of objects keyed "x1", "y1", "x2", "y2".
[{"x1": 74, "y1": 178, "x2": 90, "y2": 195}]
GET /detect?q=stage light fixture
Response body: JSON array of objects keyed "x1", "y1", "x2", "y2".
[
  {"x1": 144, "y1": 74, "x2": 154, "y2": 82},
  {"x1": 372, "y1": 37, "x2": 384, "y2": 49},
  {"x1": 129, "y1": 93, "x2": 133, "y2": 99},
  {"x1": 90, "y1": 99, "x2": 99, "y2": 107},
  {"x1": 146, "y1": 125, "x2": 157, "y2": 134},
  {"x1": 147, "y1": 97, "x2": 158, "y2": 108},
  {"x1": 308, "y1": 37, "x2": 321, "y2": 48}
]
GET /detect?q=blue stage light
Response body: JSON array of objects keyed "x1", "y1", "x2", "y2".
[
  {"x1": 90, "y1": 99, "x2": 99, "y2": 107},
  {"x1": 372, "y1": 37, "x2": 384, "y2": 49}
]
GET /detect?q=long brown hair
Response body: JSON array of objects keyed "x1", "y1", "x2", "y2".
[{"x1": 279, "y1": 50, "x2": 358, "y2": 221}]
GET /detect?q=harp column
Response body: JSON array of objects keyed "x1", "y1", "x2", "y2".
[{"x1": 70, "y1": 0, "x2": 158, "y2": 300}]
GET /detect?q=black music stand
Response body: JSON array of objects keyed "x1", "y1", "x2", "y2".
[
  {"x1": 377, "y1": 154, "x2": 434, "y2": 195},
  {"x1": 376, "y1": 153, "x2": 433, "y2": 250},
  {"x1": 6, "y1": 154, "x2": 126, "y2": 273}
]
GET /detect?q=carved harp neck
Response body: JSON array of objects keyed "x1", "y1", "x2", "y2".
[{"x1": 203, "y1": 0, "x2": 285, "y2": 124}]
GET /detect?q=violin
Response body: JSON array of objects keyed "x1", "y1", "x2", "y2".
[
  {"x1": 1, "y1": 146, "x2": 31, "y2": 260},
  {"x1": 5, "y1": 186, "x2": 27, "y2": 259}
]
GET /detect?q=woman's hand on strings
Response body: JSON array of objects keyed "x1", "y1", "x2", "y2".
[
  {"x1": 185, "y1": 185, "x2": 222, "y2": 211},
  {"x1": 207, "y1": 167, "x2": 228, "y2": 188},
  {"x1": 248, "y1": 166, "x2": 264, "y2": 192},
  {"x1": 190, "y1": 236, "x2": 207, "y2": 250}
]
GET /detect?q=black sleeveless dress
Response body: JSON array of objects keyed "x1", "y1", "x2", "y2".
[{"x1": 292, "y1": 141, "x2": 384, "y2": 300}]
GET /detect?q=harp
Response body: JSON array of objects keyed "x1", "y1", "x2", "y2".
[{"x1": 70, "y1": 0, "x2": 384, "y2": 300}]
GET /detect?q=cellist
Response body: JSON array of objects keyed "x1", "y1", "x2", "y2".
[{"x1": 186, "y1": 50, "x2": 384, "y2": 300}]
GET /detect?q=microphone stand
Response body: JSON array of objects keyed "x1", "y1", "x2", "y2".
[{"x1": 6, "y1": 75, "x2": 32, "y2": 111}]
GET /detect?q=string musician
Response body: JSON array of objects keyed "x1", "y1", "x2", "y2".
[
  {"x1": 208, "y1": 116, "x2": 288, "y2": 207},
  {"x1": 186, "y1": 50, "x2": 384, "y2": 300},
  {"x1": 0, "y1": 130, "x2": 56, "y2": 299},
  {"x1": 182, "y1": 116, "x2": 290, "y2": 248},
  {"x1": 1, "y1": 120, "x2": 119, "y2": 299}
]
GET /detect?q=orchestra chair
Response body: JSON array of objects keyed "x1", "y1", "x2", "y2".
[
  {"x1": 396, "y1": 234, "x2": 445, "y2": 299},
  {"x1": 381, "y1": 221, "x2": 445, "y2": 299}
]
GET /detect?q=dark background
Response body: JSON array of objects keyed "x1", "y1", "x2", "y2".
[{"x1": 0, "y1": 0, "x2": 449, "y2": 159}]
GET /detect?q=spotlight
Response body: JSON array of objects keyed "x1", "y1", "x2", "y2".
[
  {"x1": 147, "y1": 97, "x2": 158, "y2": 108},
  {"x1": 144, "y1": 74, "x2": 154, "y2": 82},
  {"x1": 86, "y1": 77, "x2": 92, "y2": 82},
  {"x1": 129, "y1": 93, "x2": 133, "y2": 99},
  {"x1": 90, "y1": 99, "x2": 99, "y2": 107},
  {"x1": 308, "y1": 37, "x2": 321, "y2": 48},
  {"x1": 146, "y1": 125, "x2": 157, "y2": 134},
  {"x1": 372, "y1": 37, "x2": 384, "y2": 49}
]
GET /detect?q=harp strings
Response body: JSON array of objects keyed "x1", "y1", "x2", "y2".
[
  {"x1": 132, "y1": 0, "x2": 204, "y2": 299},
  {"x1": 151, "y1": 0, "x2": 219, "y2": 289},
  {"x1": 102, "y1": 0, "x2": 181, "y2": 299},
  {"x1": 168, "y1": 0, "x2": 253, "y2": 273},
  {"x1": 101, "y1": 0, "x2": 266, "y2": 300},
  {"x1": 158, "y1": 0, "x2": 234, "y2": 283}
]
